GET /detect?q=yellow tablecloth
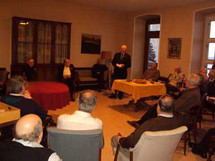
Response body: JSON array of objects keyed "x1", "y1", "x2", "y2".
[{"x1": 111, "y1": 80, "x2": 166, "y2": 102}]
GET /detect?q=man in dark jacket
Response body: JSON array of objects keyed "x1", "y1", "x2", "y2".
[
  {"x1": 59, "y1": 58, "x2": 76, "y2": 101},
  {"x1": 0, "y1": 114, "x2": 61, "y2": 161},
  {"x1": 109, "y1": 45, "x2": 131, "y2": 99},
  {"x1": 127, "y1": 74, "x2": 201, "y2": 128},
  {"x1": 111, "y1": 94, "x2": 183, "y2": 150},
  {"x1": 23, "y1": 58, "x2": 37, "y2": 81}
]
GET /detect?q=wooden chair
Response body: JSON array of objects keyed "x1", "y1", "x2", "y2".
[
  {"x1": 181, "y1": 105, "x2": 201, "y2": 155},
  {"x1": 113, "y1": 126, "x2": 187, "y2": 161}
]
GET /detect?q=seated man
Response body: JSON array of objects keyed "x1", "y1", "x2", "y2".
[
  {"x1": 111, "y1": 94, "x2": 183, "y2": 150},
  {"x1": 142, "y1": 62, "x2": 160, "y2": 81},
  {"x1": 23, "y1": 58, "x2": 38, "y2": 82},
  {"x1": 92, "y1": 58, "x2": 108, "y2": 89},
  {"x1": 59, "y1": 58, "x2": 76, "y2": 101},
  {"x1": 1, "y1": 75, "x2": 47, "y2": 120},
  {"x1": 128, "y1": 74, "x2": 201, "y2": 128},
  {"x1": 0, "y1": 114, "x2": 61, "y2": 161},
  {"x1": 166, "y1": 66, "x2": 185, "y2": 94},
  {"x1": 207, "y1": 69, "x2": 215, "y2": 97},
  {"x1": 198, "y1": 67, "x2": 208, "y2": 97},
  {"x1": 57, "y1": 90, "x2": 102, "y2": 130}
]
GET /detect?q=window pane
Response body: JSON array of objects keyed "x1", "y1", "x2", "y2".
[
  {"x1": 26, "y1": 43, "x2": 33, "y2": 60},
  {"x1": 18, "y1": 20, "x2": 26, "y2": 42},
  {"x1": 25, "y1": 21, "x2": 34, "y2": 42},
  {"x1": 147, "y1": 38, "x2": 159, "y2": 68},
  {"x1": 37, "y1": 44, "x2": 44, "y2": 63},
  {"x1": 38, "y1": 23, "x2": 45, "y2": 43},
  {"x1": 44, "y1": 44, "x2": 51, "y2": 63},
  {"x1": 149, "y1": 24, "x2": 160, "y2": 31},
  {"x1": 55, "y1": 24, "x2": 62, "y2": 44},
  {"x1": 17, "y1": 43, "x2": 25, "y2": 63},
  {"x1": 62, "y1": 25, "x2": 68, "y2": 44},
  {"x1": 208, "y1": 43, "x2": 215, "y2": 60},
  {"x1": 207, "y1": 64, "x2": 213, "y2": 75},
  {"x1": 210, "y1": 21, "x2": 215, "y2": 38},
  {"x1": 45, "y1": 24, "x2": 51, "y2": 43}
]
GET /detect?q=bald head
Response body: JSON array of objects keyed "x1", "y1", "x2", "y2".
[
  {"x1": 151, "y1": 63, "x2": 157, "y2": 70},
  {"x1": 64, "y1": 59, "x2": 71, "y2": 67},
  {"x1": 15, "y1": 114, "x2": 43, "y2": 143},
  {"x1": 120, "y1": 45, "x2": 127, "y2": 53}
]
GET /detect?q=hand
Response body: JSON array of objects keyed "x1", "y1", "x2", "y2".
[
  {"x1": 120, "y1": 64, "x2": 125, "y2": 68},
  {"x1": 116, "y1": 133, "x2": 122, "y2": 144},
  {"x1": 116, "y1": 63, "x2": 121, "y2": 68}
]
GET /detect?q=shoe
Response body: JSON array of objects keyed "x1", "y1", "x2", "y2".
[
  {"x1": 109, "y1": 94, "x2": 116, "y2": 98},
  {"x1": 192, "y1": 147, "x2": 207, "y2": 159},
  {"x1": 127, "y1": 121, "x2": 140, "y2": 128}
]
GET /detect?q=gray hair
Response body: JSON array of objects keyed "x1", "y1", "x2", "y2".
[
  {"x1": 7, "y1": 75, "x2": 26, "y2": 94},
  {"x1": 78, "y1": 90, "x2": 97, "y2": 113},
  {"x1": 14, "y1": 121, "x2": 42, "y2": 142},
  {"x1": 187, "y1": 74, "x2": 200, "y2": 86},
  {"x1": 157, "y1": 94, "x2": 174, "y2": 113}
]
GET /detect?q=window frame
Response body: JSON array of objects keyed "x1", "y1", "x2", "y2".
[{"x1": 12, "y1": 17, "x2": 71, "y2": 66}]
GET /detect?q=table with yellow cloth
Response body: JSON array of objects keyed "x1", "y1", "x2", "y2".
[{"x1": 111, "y1": 80, "x2": 166, "y2": 103}]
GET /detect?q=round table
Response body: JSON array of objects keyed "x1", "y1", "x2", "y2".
[{"x1": 28, "y1": 82, "x2": 71, "y2": 111}]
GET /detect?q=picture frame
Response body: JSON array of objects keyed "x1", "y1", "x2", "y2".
[
  {"x1": 81, "y1": 33, "x2": 101, "y2": 54},
  {"x1": 167, "y1": 38, "x2": 182, "y2": 59}
]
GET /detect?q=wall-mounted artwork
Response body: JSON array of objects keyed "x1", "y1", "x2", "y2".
[
  {"x1": 167, "y1": 38, "x2": 182, "y2": 59},
  {"x1": 81, "y1": 33, "x2": 101, "y2": 54}
]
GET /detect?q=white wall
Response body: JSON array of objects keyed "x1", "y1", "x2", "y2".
[{"x1": 0, "y1": 0, "x2": 130, "y2": 71}]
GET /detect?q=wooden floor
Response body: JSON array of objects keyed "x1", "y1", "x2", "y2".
[{"x1": 48, "y1": 90, "x2": 215, "y2": 161}]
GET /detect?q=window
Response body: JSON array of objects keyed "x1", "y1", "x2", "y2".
[
  {"x1": 144, "y1": 19, "x2": 160, "y2": 70},
  {"x1": 202, "y1": 17, "x2": 215, "y2": 73},
  {"x1": 12, "y1": 17, "x2": 71, "y2": 65}
]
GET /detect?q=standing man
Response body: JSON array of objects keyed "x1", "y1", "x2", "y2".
[
  {"x1": 23, "y1": 58, "x2": 38, "y2": 82},
  {"x1": 59, "y1": 59, "x2": 76, "y2": 101},
  {"x1": 109, "y1": 45, "x2": 131, "y2": 99}
]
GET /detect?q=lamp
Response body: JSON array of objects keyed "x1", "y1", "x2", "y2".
[{"x1": 101, "y1": 51, "x2": 112, "y2": 60}]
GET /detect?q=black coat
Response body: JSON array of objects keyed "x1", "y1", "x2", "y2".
[
  {"x1": 23, "y1": 64, "x2": 38, "y2": 81},
  {"x1": 58, "y1": 64, "x2": 75, "y2": 82},
  {"x1": 207, "y1": 80, "x2": 215, "y2": 97},
  {"x1": 112, "y1": 52, "x2": 131, "y2": 79}
]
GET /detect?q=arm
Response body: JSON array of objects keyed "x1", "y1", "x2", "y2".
[
  {"x1": 124, "y1": 54, "x2": 131, "y2": 69},
  {"x1": 112, "y1": 54, "x2": 118, "y2": 67}
]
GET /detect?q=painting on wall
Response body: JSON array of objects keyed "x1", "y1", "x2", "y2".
[
  {"x1": 81, "y1": 33, "x2": 101, "y2": 54},
  {"x1": 167, "y1": 38, "x2": 182, "y2": 59}
]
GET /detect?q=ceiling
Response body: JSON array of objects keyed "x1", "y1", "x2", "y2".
[{"x1": 57, "y1": 0, "x2": 212, "y2": 13}]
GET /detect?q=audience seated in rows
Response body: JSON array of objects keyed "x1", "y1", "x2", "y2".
[
  {"x1": 57, "y1": 90, "x2": 102, "y2": 130},
  {"x1": 0, "y1": 114, "x2": 61, "y2": 161},
  {"x1": 142, "y1": 62, "x2": 160, "y2": 81},
  {"x1": 59, "y1": 58, "x2": 76, "y2": 101},
  {"x1": 111, "y1": 94, "x2": 184, "y2": 150},
  {"x1": 128, "y1": 74, "x2": 201, "y2": 128},
  {"x1": 23, "y1": 58, "x2": 38, "y2": 82},
  {"x1": 166, "y1": 66, "x2": 185, "y2": 94},
  {"x1": 92, "y1": 58, "x2": 108, "y2": 89}
]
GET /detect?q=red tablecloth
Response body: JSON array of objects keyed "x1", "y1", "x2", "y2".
[{"x1": 28, "y1": 82, "x2": 71, "y2": 111}]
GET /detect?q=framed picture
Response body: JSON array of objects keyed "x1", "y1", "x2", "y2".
[
  {"x1": 167, "y1": 38, "x2": 182, "y2": 59},
  {"x1": 81, "y1": 33, "x2": 101, "y2": 54}
]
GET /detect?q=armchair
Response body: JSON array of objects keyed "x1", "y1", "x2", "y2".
[
  {"x1": 48, "y1": 127, "x2": 104, "y2": 161},
  {"x1": 113, "y1": 126, "x2": 187, "y2": 161}
]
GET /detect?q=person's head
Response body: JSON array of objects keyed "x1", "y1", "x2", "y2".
[
  {"x1": 157, "y1": 94, "x2": 174, "y2": 115},
  {"x1": 208, "y1": 69, "x2": 215, "y2": 80},
  {"x1": 14, "y1": 114, "x2": 43, "y2": 144},
  {"x1": 7, "y1": 75, "x2": 27, "y2": 95},
  {"x1": 28, "y1": 58, "x2": 35, "y2": 68},
  {"x1": 199, "y1": 67, "x2": 207, "y2": 75},
  {"x1": 185, "y1": 74, "x2": 200, "y2": 88},
  {"x1": 64, "y1": 59, "x2": 71, "y2": 67},
  {"x1": 120, "y1": 45, "x2": 127, "y2": 53},
  {"x1": 78, "y1": 90, "x2": 97, "y2": 113},
  {"x1": 97, "y1": 58, "x2": 102, "y2": 64},
  {"x1": 174, "y1": 66, "x2": 181, "y2": 74},
  {"x1": 151, "y1": 63, "x2": 157, "y2": 70}
]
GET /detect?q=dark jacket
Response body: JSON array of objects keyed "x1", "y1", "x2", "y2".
[
  {"x1": 112, "y1": 52, "x2": 131, "y2": 79},
  {"x1": 1, "y1": 95, "x2": 47, "y2": 120},
  {"x1": 0, "y1": 140, "x2": 54, "y2": 161},
  {"x1": 119, "y1": 116, "x2": 183, "y2": 149},
  {"x1": 92, "y1": 63, "x2": 108, "y2": 78},
  {"x1": 207, "y1": 80, "x2": 215, "y2": 97},
  {"x1": 175, "y1": 87, "x2": 201, "y2": 113},
  {"x1": 23, "y1": 64, "x2": 37, "y2": 81},
  {"x1": 58, "y1": 64, "x2": 75, "y2": 82}
]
